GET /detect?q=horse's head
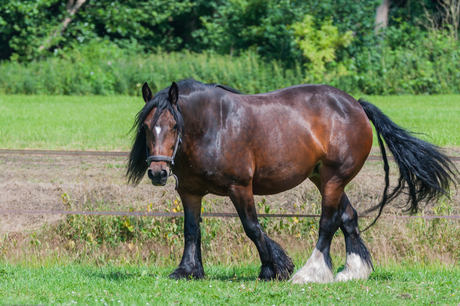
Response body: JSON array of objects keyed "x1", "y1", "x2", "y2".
[
  {"x1": 143, "y1": 82, "x2": 181, "y2": 185},
  {"x1": 127, "y1": 82, "x2": 183, "y2": 186}
]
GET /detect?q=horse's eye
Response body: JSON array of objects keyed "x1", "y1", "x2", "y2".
[
  {"x1": 142, "y1": 124, "x2": 148, "y2": 131},
  {"x1": 172, "y1": 124, "x2": 178, "y2": 131}
]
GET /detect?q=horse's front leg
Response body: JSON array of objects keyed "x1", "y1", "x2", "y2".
[
  {"x1": 169, "y1": 189, "x2": 204, "y2": 279},
  {"x1": 229, "y1": 184, "x2": 294, "y2": 280}
]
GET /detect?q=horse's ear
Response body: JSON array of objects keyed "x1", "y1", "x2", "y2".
[
  {"x1": 168, "y1": 82, "x2": 179, "y2": 106},
  {"x1": 142, "y1": 82, "x2": 153, "y2": 103}
]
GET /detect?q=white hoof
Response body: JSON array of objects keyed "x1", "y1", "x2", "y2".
[
  {"x1": 291, "y1": 248, "x2": 334, "y2": 284},
  {"x1": 335, "y1": 253, "x2": 372, "y2": 282}
]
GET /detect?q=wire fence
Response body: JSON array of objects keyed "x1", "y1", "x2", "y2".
[
  {"x1": 1, "y1": 149, "x2": 459, "y2": 161},
  {"x1": 1, "y1": 210, "x2": 460, "y2": 220}
]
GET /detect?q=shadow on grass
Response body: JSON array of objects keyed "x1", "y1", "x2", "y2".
[
  {"x1": 204, "y1": 265, "x2": 262, "y2": 282},
  {"x1": 369, "y1": 271, "x2": 394, "y2": 281},
  {"x1": 85, "y1": 270, "x2": 163, "y2": 281},
  {"x1": 335, "y1": 264, "x2": 395, "y2": 281},
  {"x1": 207, "y1": 274, "x2": 261, "y2": 282}
]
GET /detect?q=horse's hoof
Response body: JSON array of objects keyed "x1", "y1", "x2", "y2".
[
  {"x1": 259, "y1": 262, "x2": 294, "y2": 281},
  {"x1": 169, "y1": 266, "x2": 205, "y2": 280},
  {"x1": 290, "y1": 248, "x2": 334, "y2": 284},
  {"x1": 334, "y1": 253, "x2": 372, "y2": 282},
  {"x1": 290, "y1": 265, "x2": 334, "y2": 284},
  {"x1": 258, "y1": 235, "x2": 294, "y2": 281}
]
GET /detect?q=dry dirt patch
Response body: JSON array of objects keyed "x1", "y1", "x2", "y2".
[{"x1": 0, "y1": 151, "x2": 459, "y2": 234}]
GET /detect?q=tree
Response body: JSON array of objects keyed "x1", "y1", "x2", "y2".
[
  {"x1": 39, "y1": 0, "x2": 87, "y2": 51},
  {"x1": 376, "y1": 0, "x2": 390, "y2": 32}
]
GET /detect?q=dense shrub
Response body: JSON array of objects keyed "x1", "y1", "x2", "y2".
[
  {"x1": 0, "y1": 42, "x2": 305, "y2": 95},
  {"x1": 347, "y1": 24, "x2": 460, "y2": 95},
  {"x1": 1, "y1": 30, "x2": 459, "y2": 96},
  {"x1": 0, "y1": 0, "x2": 380, "y2": 64}
]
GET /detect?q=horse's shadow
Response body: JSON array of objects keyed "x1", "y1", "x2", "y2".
[
  {"x1": 369, "y1": 271, "x2": 394, "y2": 281},
  {"x1": 86, "y1": 269, "x2": 260, "y2": 282},
  {"x1": 85, "y1": 265, "x2": 395, "y2": 282},
  {"x1": 334, "y1": 265, "x2": 394, "y2": 281},
  {"x1": 85, "y1": 271, "x2": 156, "y2": 281},
  {"x1": 207, "y1": 274, "x2": 259, "y2": 282}
]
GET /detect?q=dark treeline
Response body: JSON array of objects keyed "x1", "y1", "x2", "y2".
[
  {"x1": 1, "y1": 0, "x2": 381, "y2": 63},
  {"x1": 0, "y1": 0, "x2": 459, "y2": 95}
]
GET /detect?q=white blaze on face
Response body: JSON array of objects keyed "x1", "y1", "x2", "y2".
[{"x1": 155, "y1": 127, "x2": 162, "y2": 135}]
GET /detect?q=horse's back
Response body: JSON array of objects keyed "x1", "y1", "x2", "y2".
[{"x1": 241, "y1": 84, "x2": 373, "y2": 157}]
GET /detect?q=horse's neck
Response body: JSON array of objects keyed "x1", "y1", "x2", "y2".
[{"x1": 180, "y1": 90, "x2": 216, "y2": 118}]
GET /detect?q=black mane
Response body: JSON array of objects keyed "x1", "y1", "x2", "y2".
[
  {"x1": 126, "y1": 79, "x2": 242, "y2": 184},
  {"x1": 214, "y1": 84, "x2": 244, "y2": 94}
]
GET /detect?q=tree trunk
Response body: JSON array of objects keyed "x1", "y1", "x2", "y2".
[
  {"x1": 39, "y1": 0, "x2": 87, "y2": 51},
  {"x1": 375, "y1": 0, "x2": 390, "y2": 33}
]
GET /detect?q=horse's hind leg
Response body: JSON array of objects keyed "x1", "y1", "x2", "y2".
[
  {"x1": 228, "y1": 185, "x2": 294, "y2": 280},
  {"x1": 169, "y1": 189, "x2": 205, "y2": 279},
  {"x1": 335, "y1": 195, "x2": 373, "y2": 281},
  {"x1": 291, "y1": 179, "x2": 344, "y2": 284}
]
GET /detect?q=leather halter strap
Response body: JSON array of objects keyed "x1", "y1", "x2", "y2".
[
  {"x1": 145, "y1": 132, "x2": 181, "y2": 190},
  {"x1": 145, "y1": 132, "x2": 181, "y2": 166}
]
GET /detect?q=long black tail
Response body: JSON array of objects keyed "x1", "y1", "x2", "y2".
[{"x1": 358, "y1": 99, "x2": 458, "y2": 229}]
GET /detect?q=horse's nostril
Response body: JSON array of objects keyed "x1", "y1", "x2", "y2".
[
  {"x1": 161, "y1": 169, "x2": 168, "y2": 179},
  {"x1": 148, "y1": 169, "x2": 154, "y2": 181}
]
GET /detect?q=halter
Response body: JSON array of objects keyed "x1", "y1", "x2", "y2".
[{"x1": 145, "y1": 132, "x2": 181, "y2": 190}]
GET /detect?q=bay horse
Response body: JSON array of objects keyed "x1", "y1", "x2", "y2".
[{"x1": 127, "y1": 79, "x2": 457, "y2": 283}]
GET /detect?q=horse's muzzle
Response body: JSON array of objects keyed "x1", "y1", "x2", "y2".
[{"x1": 148, "y1": 169, "x2": 169, "y2": 186}]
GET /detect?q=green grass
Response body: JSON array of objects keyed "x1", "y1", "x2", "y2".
[
  {"x1": 0, "y1": 95, "x2": 142, "y2": 150},
  {"x1": 0, "y1": 94, "x2": 459, "y2": 151},
  {"x1": 0, "y1": 263, "x2": 458, "y2": 305},
  {"x1": 368, "y1": 95, "x2": 460, "y2": 147}
]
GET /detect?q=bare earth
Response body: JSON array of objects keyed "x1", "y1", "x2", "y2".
[{"x1": 1, "y1": 148, "x2": 459, "y2": 234}]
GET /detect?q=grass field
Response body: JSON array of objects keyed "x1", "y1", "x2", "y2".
[
  {"x1": 0, "y1": 95, "x2": 141, "y2": 151},
  {"x1": 0, "y1": 263, "x2": 459, "y2": 305},
  {"x1": 0, "y1": 94, "x2": 459, "y2": 150}
]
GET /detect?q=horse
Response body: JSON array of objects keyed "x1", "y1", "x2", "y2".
[{"x1": 127, "y1": 79, "x2": 457, "y2": 283}]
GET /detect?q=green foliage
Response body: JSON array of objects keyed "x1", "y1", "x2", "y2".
[
  {"x1": 1, "y1": 37, "x2": 460, "y2": 96},
  {"x1": 58, "y1": 213, "x2": 185, "y2": 247},
  {"x1": 193, "y1": 0, "x2": 380, "y2": 65},
  {"x1": 55, "y1": 197, "x2": 187, "y2": 247},
  {"x1": 0, "y1": 43, "x2": 304, "y2": 96},
  {"x1": 1, "y1": 0, "x2": 458, "y2": 98},
  {"x1": 0, "y1": 0, "x2": 62, "y2": 61},
  {"x1": 0, "y1": 0, "x2": 195, "y2": 61},
  {"x1": 5, "y1": 0, "x2": 458, "y2": 96},
  {"x1": 54, "y1": 196, "x2": 319, "y2": 249},
  {"x1": 348, "y1": 24, "x2": 460, "y2": 95},
  {"x1": 298, "y1": 0, "x2": 381, "y2": 62},
  {"x1": 291, "y1": 15, "x2": 353, "y2": 79},
  {"x1": 0, "y1": 0, "x2": 381, "y2": 65},
  {"x1": 194, "y1": 0, "x2": 307, "y2": 64}
]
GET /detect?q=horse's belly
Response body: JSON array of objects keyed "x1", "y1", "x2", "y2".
[
  {"x1": 251, "y1": 164, "x2": 315, "y2": 195},
  {"x1": 252, "y1": 174, "x2": 308, "y2": 195}
]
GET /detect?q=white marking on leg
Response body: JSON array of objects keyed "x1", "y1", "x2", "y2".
[
  {"x1": 291, "y1": 248, "x2": 334, "y2": 284},
  {"x1": 334, "y1": 253, "x2": 372, "y2": 282},
  {"x1": 155, "y1": 127, "x2": 161, "y2": 135}
]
